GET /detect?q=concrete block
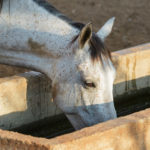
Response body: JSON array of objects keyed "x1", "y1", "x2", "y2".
[
  {"x1": 0, "y1": 108, "x2": 150, "y2": 150},
  {"x1": 0, "y1": 72, "x2": 62, "y2": 129},
  {"x1": 113, "y1": 43, "x2": 150, "y2": 96}
]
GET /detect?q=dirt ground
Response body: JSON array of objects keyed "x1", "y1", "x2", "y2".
[
  {"x1": 0, "y1": 0, "x2": 150, "y2": 77},
  {"x1": 49, "y1": 0, "x2": 150, "y2": 50}
]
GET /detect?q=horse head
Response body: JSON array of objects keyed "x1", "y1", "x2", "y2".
[{"x1": 51, "y1": 18, "x2": 117, "y2": 129}]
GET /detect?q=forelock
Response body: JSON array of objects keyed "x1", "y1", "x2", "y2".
[
  {"x1": 89, "y1": 33, "x2": 111, "y2": 63},
  {"x1": 70, "y1": 24, "x2": 112, "y2": 65}
]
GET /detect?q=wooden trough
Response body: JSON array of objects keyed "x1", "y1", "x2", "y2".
[{"x1": 0, "y1": 43, "x2": 150, "y2": 150}]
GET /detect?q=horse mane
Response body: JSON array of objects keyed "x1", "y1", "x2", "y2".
[
  {"x1": 0, "y1": 0, "x2": 72, "y2": 23},
  {"x1": 70, "y1": 24, "x2": 112, "y2": 63},
  {"x1": 0, "y1": 0, "x2": 82, "y2": 29},
  {"x1": 33, "y1": 0, "x2": 73, "y2": 23},
  {"x1": 0, "y1": 0, "x2": 85, "y2": 30},
  {"x1": 0, "y1": 0, "x2": 3, "y2": 13}
]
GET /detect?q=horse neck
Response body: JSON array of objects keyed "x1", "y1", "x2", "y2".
[
  {"x1": 0, "y1": 0, "x2": 79, "y2": 55},
  {"x1": 0, "y1": 0, "x2": 79, "y2": 79}
]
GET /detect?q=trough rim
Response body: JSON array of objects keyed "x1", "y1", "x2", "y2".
[{"x1": 0, "y1": 108, "x2": 150, "y2": 149}]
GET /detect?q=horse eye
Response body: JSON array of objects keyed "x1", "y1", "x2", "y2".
[{"x1": 84, "y1": 81, "x2": 96, "y2": 88}]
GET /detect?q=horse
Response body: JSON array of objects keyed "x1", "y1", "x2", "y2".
[{"x1": 0, "y1": 0, "x2": 117, "y2": 130}]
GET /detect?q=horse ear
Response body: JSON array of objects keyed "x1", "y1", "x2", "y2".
[
  {"x1": 79, "y1": 22, "x2": 92, "y2": 49},
  {"x1": 97, "y1": 17, "x2": 115, "y2": 42}
]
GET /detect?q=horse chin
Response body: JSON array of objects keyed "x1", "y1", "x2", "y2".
[
  {"x1": 66, "y1": 114, "x2": 87, "y2": 130},
  {"x1": 65, "y1": 102, "x2": 117, "y2": 130},
  {"x1": 76, "y1": 102, "x2": 117, "y2": 127}
]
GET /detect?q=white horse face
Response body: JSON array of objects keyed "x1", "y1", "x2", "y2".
[{"x1": 53, "y1": 18, "x2": 117, "y2": 129}]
